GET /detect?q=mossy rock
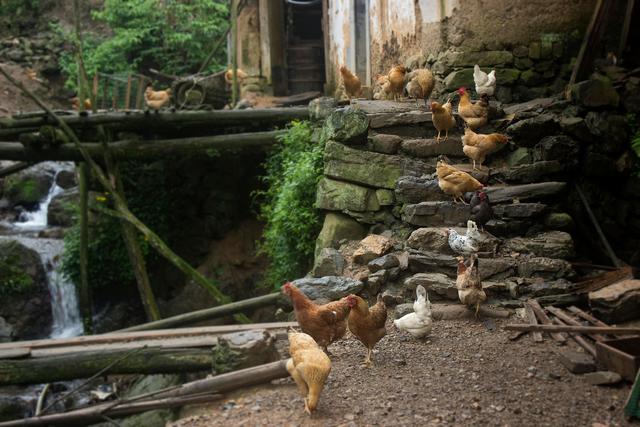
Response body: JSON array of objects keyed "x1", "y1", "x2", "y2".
[
  {"x1": 3, "y1": 175, "x2": 50, "y2": 207},
  {"x1": 322, "y1": 109, "x2": 369, "y2": 145},
  {"x1": 316, "y1": 177, "x2": 380, "y2": 212},
  {"x1": 444, "y1": 68, "x2": 475, "y2": 91},
  {"x1": 495, "y1": 68, "x2": 521, "y2": 85},
  {"x1": 0, "y1": 240, "x2": 41, "y2": 296},
  {"x1": 315, "y1": 212, "x2": 366, "y2": 257}
]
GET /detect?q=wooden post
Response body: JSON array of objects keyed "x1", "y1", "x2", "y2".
[
  {"x1": 124, "y1": 74, "x2": 133, "y2": 109},
  {"x1": 102, "y1": 77, "x2": 108, "y2": 109},
  {"x1": 231, "y1": 0, "x2": 239, "y2": 107},
  {"x1": 111, "y1": 81, "x2": 118, "y2": 110},
  {"x1": 135, "y1": 76, "x2": 146, "y2": 109},
  {"x1": 78, "y1": 163, "x2": 93, "y2": 334},
  {"x1": 91, "y1": 73, "x2": 98, "y2": 113},
  {"x1": 526, "y1": 300, "x2": 566, "y2": 344}
]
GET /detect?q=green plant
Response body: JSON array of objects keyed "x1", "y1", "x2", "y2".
[
  {"x1": 0, "y1": 242, "x2": 35, "y2": 296},
  {"x1": 61, "y1": 161, "x2": 170, "y2": 291},
  {"x1": 56, "y1": 0, "x2": 229, "y2": 91},
  {"x1": 0, "y1": 0, "x2": 40, "y2": 35},
  {"x1": 254, "y1": 121, "x2": 325, "y2": 289},
  {"x1": 4, "y1": 177, "x2": 40, "y2": 204}
]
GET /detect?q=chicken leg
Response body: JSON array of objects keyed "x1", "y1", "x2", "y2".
[
  {"x1": 435, "y1": 130, "x2": 441, "y2": 141},
  {"x1": 364, "y1": 348, "x2": 374, "y2": 367},
  {"x1": 475, "y1": 302, "x2": 481, "y2": 319}
]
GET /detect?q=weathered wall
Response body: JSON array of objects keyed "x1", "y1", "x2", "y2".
[{"x1": 236, "y1": 0, "x2": 262, "y2": 76}]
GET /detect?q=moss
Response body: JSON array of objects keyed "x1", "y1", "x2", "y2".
[
  {"x1": 5, "y1": 177, "x2": 40, "y2": 204},
  {"x1": 0, "y1": 242, "x2": 35, "y2": 296}
]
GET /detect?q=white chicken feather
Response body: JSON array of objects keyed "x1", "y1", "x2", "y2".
[
  {"x1": 447, "y1": 220, "x2": 481, "y2": 254},
  {"x1": 474, "y1": 64, "x2": 496, "y2": 97},
  {"x1": 394, "y1": 285, "x2": 432, "y2": 338}
]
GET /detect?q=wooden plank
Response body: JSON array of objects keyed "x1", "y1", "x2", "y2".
[
  {"x1": 101, "y1": 77, "x2": 108, "y2": 109},
  {"x1": 124, "y1": 74, "x2": 133, "y2": 109},
  {"x1": 135, "y1": 76, "x2": 145, "y2": 109},
  {"x1": 503, "y1": 324, "x2": 640, "y2": 335},
  {"x1": 0, "y1": 348, "x2": 31, "y2": 360},
  {"x1": 551, "y1": 317, "x2": 596, "y2": 357},
  {"x1": 566, "y1": 306, "x2": 610, "y2": 327},
  {"x1": 524, "y1": 303, "x2": 543, "y2": 343},
  {"x1": 527, "y1": 300, "x2": 566, "y2": 344},
  {"x1": 547, "y1": 306, "x2": 607, "y2": 342}
]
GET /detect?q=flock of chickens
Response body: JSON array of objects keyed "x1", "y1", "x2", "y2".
[{"x1": 284, "y1": 64, "x2": 508, "y2": 415}]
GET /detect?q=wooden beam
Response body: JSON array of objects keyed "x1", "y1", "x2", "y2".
[
  {"x1": 526, "y1": 300, "x2": 566, "y2": 344},
  {"x1": 551, "y1": 317, "x2": 596, "y2": 357},
  {"x1": 124, "y1": 74, "x2": 133, "y2": 109},
  {"x1": 547, "y1": 306, "x2": 607, "y2": 342},
  {"x1": 0, "y1": 161, "x2": 36, "y2": 178},
  {"x1": 0, "y1": 130, "x2": 286, "y2": 161},
  {"x1": 524, "y1": 303, "x2": 543, "y2": 342},
  {"x1": 503, "y1": 324, "x2": 640, "y2": 335},
  {"x1": 78, "y1": 163, "x2": 92, "y2": 334},
  {"x1": 566, "y1": 306, "x2": 611, "y2": 328}
]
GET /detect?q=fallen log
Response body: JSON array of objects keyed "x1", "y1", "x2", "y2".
[
  {"x1": 118, "y1": 293, "x2": 282, "y2": 332},
  {"x1": 0, "y1": 359, "x2": 289, "y2": 427},
  {"x1": 503, "y1": 324, "x2": 640, "y2": 335},
  {"x1": 0, "y1": 330, "x2": 278, "y2": 385},
  {"x1": 527, "y1": 300, "x2": 566, "y2": 344},
  {"x1": 0, "y1": 130, "x2": 286, "y2": 161},
  {"x1": 524, "y1": 303, "x2": 543, "y2": 343}
]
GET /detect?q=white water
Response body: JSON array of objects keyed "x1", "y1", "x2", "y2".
[{"x1": 5, "y1": 162, "x2": 83, "y2": 338}]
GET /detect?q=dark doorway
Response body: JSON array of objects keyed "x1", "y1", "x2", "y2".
[{"x1": 284, "y1": 0, "x2": 325, "y2": 94}]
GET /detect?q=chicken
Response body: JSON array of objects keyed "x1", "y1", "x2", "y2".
[
  {"x1": 286, "y1": 331, "x2": 332, "y2": 414},
  {"x1": 144, "y1": 85, "x2": 171, "y2": 110},
  {"x1": 473, "y1": 64, "x2": 496, "y2": 97},
  {"x1": 373, "y1": 74, "x2": 392, "y2": 100},
  {"x1": 387, "y1": 65, "x2": 407, "y2": 101},
  {"x1": 71, "y1": 97, "x2": 92, "y2": 111},
  {"x1": 281, "y1": 282, "x2": 352, "y2": 353},
  {"x1": 470, "y1": 190, "x2": 494, "y2": 230},
  {"x1": 339, "y1": 66, "x2": 362, "y2": 100},
  {"x1": 456, "y1": 254, "x2": 486, "y2": 318},
  {"x1": 461, "y1": 127, "x2": 509, "y2": 169},
  {"x1": 346, "y1": 294, "x2": 387, "y2": 366},
  {"x1": 224, "y1": 68, "x2": 248, "y2": 85},
  {"x1": 436, "y1": 160, "x2": 483, "y2": 203},
  {"x1": 447, "y1": 221, "x2": 480, "y2": 254},
  {"x1": 404, "y1": 68, "x2": 435, "y2": 107},
  {"x1": 431, "y1": 98, "x2": 456, "y2": 142},
  {"x1": 393, "y1": 285, "x2": 432, "y2": 338},
  {"x1": 457, "y1": 87, "x2": 489, "y2": 130}
]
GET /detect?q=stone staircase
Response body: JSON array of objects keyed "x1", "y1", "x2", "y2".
[{"x1": 312, "y1": 98, "x2": 582, "y2": 308}]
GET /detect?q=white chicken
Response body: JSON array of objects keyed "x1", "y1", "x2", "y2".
[
  {"x1": 447, "y1": 221, "x2": 480, "y2": 254},
  {"x1": 393, "y1": 285, "x2": 432, "y2": 338},
  {"x1": 473, "y1": 64, "x2": 496, "y2": 97}
]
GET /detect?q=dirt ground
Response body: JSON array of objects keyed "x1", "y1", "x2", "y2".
[
  {"x1": 0, "y1": 62, "x2": 66, "y2": 116},
  {"x1": 169, "y1": 317, "x2": 634, "y2": 427}
]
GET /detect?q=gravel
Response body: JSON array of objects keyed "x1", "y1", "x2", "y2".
[{"x1": 170, "y1": 317, "x2": 633, "y2": 427}]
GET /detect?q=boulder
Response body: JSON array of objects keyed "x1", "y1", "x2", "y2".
[
  {"x1": 316, "y1": 177, "x2": 380, "y2": 212},
  {"x1": 559, "y1": 116, "x2": 592, "y2": 142},
  {"x1": 506, "y1": 114, "x2": 560, "y2": 147},
  {"x1": 48, "y1": 187, "x2": 78, "y2": 227},
  {"x1": 55, "y1": 170, "x2": 77, "y2": 189},
  {"x1": 0, "y1": 317, "x2": 13, "y2": 343},
  {"x1": 506, "y1": 147, "x2": 532, "y2": 167},
  {"x1": 589, "y1": 279, "x2": 640, "y2": 323},
  {"x1": 584, "y1": 112, "x2": 628, "y2": 155},
  {"x1": 493, "y1": 161, "x2": 564, "y2": 183},
  {"x1": 518, "y1": 278, "x2": 574, "y2": 296},
  {"x1": 352, "y1": 235, "x2": 393, "y2": 264},
  {"x1": 492, "y1": 202, "x2": 546, "y2": 218},
  {"x1": 0, "y1": 240, "x2": 51, "y2": 339},
  {"x1": 382, "y1": 285, "x2": 405, "y2": 306},
  {"x1": 440, "y1": 50, "x2": 513, "y2": 68},
  {"x1": 292, "y1": 276, "x2": 364, "y2": 301},
  {"x1": 444, "y1": 69, "x2": 474, "y2": 91},
  {"x1": 402, "y1": 201, "x2": 471, "y2": 227},
  {"x1": 533, "y1": 135, "x2": 580, "y2": 166},
  {"x1": 312, "y1": 248, "x2": 345, "y2": 277},
  {"x1": 517, "y1": 257, "x2": 575, "y2": 280},
  {"x1": 2, "y1": 165, "x2": 54, "y2": 209},
  {"x1": 400, "y1": 137, "x2": 464, "y2": 158},
  {"x1": 324, "y1": 141, "x2": 434, "y2": 189},
  {"x1": 117, "y1": 374, "x2": 183, "y2": 427},
  {"x1": 495, "y1": 69, "x2": 521, "y2": 85},
  {"x1": 558, "y1": 349, "x2": 596, "y2": 374},
  {"x1": 404, "y1": 273, "x2": 458, "y2": 300},
  {"x1": 544, "y1": 212, "x2": 574, "y2": 230},
  {"x1": 485, "y1": 181, "x2": 566, "y2": 203},
  {"x1": 477, "y1": 257, "x2": 518, "y2": 280},
  {"x1": 376, "y1": 189, "x2": 395, "y2": 206},
  {"x1": 568, "y1": 79, "x2": 619, "y2": 108},
  {"x1": 314, "y1": 212, "x2": 367, "y2": 257},
  {"x1": 368, "y1": 133, "x2": 403, "y2": 154},
  {"x1": 368, "y1": 254, "x2": 399, "y2": 272},
  {"x1": 322, "y1": 109, "x2": 369, "y2": 145},
  {"x1": 408, "y1": 251, "x2": 458, "y2": 275},
  {"x1": 309, "y1": 96, "x2": 338, "y2": 120},
  {"x1": 395, "y1": 176, "x2": 448, "y2": 204},
  {"x1": 406, "y1": 227, "x2": 451, "y2": 253},
  {"x1": 502, "y1": 231, "x2": 574, "y2": 259}
]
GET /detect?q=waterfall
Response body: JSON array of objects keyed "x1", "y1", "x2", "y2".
[{"x1": 5, "y1": 162, "x2": 83, "y2": 338}]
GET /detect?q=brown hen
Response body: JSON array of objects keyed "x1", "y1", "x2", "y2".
[{"x1": 347, "y1": 294, "x2": 387, "y2": 366}]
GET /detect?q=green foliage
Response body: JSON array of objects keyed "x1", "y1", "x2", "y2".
[
  {"x1": 56, "y1": 0, "x2": 229, "y2": 91},
  {"x1": 627, "y1": 114, "x2": 640, "y2": 177},
  {"x1": 0, "y1": 0, "x2": 40, "y2": 35},
  {"x1": 0, "y1": 242, "x2": 35, "y2": 296},
  {"x1": 4, "y1": 177, "x2": 39, "y2": 204},
  {"x1": 254, "y1": 121, "x2": 325, "y2": 289},
  {"x1": 61, "y1": 161, "x2": 170, "y2": 290}
]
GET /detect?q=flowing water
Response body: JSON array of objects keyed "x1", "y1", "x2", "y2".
[{"x1": 2, "y1": 162, "x2": 83, "y2": 338}]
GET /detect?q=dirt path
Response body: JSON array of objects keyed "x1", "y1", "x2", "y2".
[{"x1": 170, "y1": 318, "x2": 633, "y2": 427}]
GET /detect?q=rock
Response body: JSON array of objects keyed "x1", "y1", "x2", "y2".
[
  {"x1": 495, "y1": 69, "x2": 521, "y2": 85},
  {"x1": 0, "y1": 240, "x2": 51, "y2": 339},
  {"x1": 324, "y1": 141, "x2": 433, "y2": 189},
  {"x1": 559, "y1": 116, "x2": 592, "y2": 142},
  {"x1": 503, "y1": 231, "x2": 575, "y2": 259},
  {"x1": 376, "y1": 189, "x2": 394, "y2": 206},
  {"x1": 495, "y1": 86, "x2": 513, "y2": 103},
  {"x1": 312, "y1": 248, "x2": 345, "y2": 277},
  {"x1": 506, "y1": 147, "x2": 532, "y2": 167},
  {"x1": 117, "y1": 374, "x2": 183, "y2": 427},
  {"x1": 583, "y1": 371, "x2": 622, "y2": 386},
  {"x1": 395, "y1": 176, "x2": 448, "y2": 204},
  {"x1": 493, "y1": 161, "x2": 564, "y2": 183},
  {"x1": 322, "y1": 109, "x2": 369, "y2": 145},
  {"x1": 0, "y1": 395, "x2": 29, "y2": 422},
  {"x1": 514, "y1": 57, "x2": 534, "y2": 70},
  {"x1": 533, "y1": 135, "x2": 580, "y2": 167},
  {"x1": 93, "y1": 301, "x2": 146, "y2": 333},
  {"x1": 316, "y1": 177, "x2": 380, "y2": 212},
  {"x1": 406, "y1": 227, "x2": 451, "y2": 253},
  {"x1": 47, "y1": 187, "x2": 78, "y2": 227},
  {"x1": 404, "y1": 54, "x2": 427, "y2": 70},
  {"x1": 309, "y1": 96, "x2": 338, "y2": 120},
  {"x1": 486, "y1": 181, "x2": 566, "y2": 203},
  {"x1": 403, "y1": 201, "x2": 471, "y2": 227},
  {"x1": 444, "y1": 69, "x2": 475, "y2": 91},
  {"x1": 513, "y1": 46, "x2": 529, "y2": 58},
  {"x1": 493, "y1": 203, "x2": 546, "y2": 218},
  {"x1": 506, "y1": 114, "x2": 560, "y2": 147},
  {"x1": 558, "y1": 350, "x2": 596, "y2": 374},
  {"x1": 382, "y1": 285, "x2": 405, "y2": 306},
  {"x1": 544, "y1": 212, "x2": 574, "y2": 230},
  {"x1": 400, "y1": 137, "x2": 464, "y2": 158},
  {"x1": 519, "y1": 277, "x2": 574, "y2": 297},
  {"x1": 408, "y1": 251, "x2": 457, "y2": 276},
  {"x1": 584, "y1": 112, "x2": 628, "y2": 155},
  {"x1": 404, "y1": 273, "x2": 458, "y2": 300},
  {"x1": 3, "y1": 165, "x2": 54, "y2": 209},
  {"x1": 368, "y1": 254, "x2": 399, "y2": 272},
  {"x1": 367, "y1": 270, "x2": 388, "y2": 294},
  {"x1": 529, "y1": 42, "x2": 541, "y2": 59},
  {"x1": 55, "y1": 170, "x2": 77, "y2": 189},
  {"x1": 292, "y1": 276, "x2": 364, "y2": 300},
  {"x1": 568, "y1": 79, "x2": 619, "y2": 108},
  {"x1": 315, "y1": 212, "x2": 367, "y2": 257},
  {"x1": 519, "y1": 70, "x2": 543, "y2": 86},
  {"x1": 218, "y1": 330, "x2": 280, "y2": 368},
  {"x1": 0, "y1": 317, "x2": 14, "y2": 343},
  {"x1": 368, "y1": 133, "x2": 403, "y2": 154},
  {"x1": 534, "y1": 60, "x2": 553, "y2": 73},
  {"x1": 477, "y1": 257, "x2": 518, "y2": 280},
  {"x1": 440, "y1": 50, "x2": 513, "y2": 68},
  {"x1": 353, "y1": 235, "x2": 393, "y2": 264},
  {"x1": 394, "y1": 303, "x2": 414, "y2": 318},
  {"x1": 518, "y1": 257, "x2": 574, "y2": 280},
  {"x1": 589, "y1": 279, "x2": 640, "y2": 323}
]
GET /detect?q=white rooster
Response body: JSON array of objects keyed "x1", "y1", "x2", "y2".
[
  {"x1": 447, "y1": 220, "x2": 481, "y2": 254},
  {"x1": 473, "y1": 64, "x2": 496, "y2": 97},
  {"x1": 393, "y1": 285, "x2": 432, "y2": 338}
]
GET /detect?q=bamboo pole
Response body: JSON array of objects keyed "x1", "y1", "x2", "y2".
[
  {"x1": 77, "y1": 163, "x2": 93, "y2": 334},
  {"x1": 231, "y1": 0, "x2": 239, "y2": 107},
  {"x1": 0, "y1": 66, "x2": 249, "y2": 322},
  {"x1": 503, "y1": 324, "x2": 640, "y2": 335}
]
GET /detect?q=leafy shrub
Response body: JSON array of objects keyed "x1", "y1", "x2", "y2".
[
  {"x1": 61, "y1": 161, "x2": 170, "y2": 291},
  {"x1": 0, "y1": 0, "x2": 40, "y2": 35},
  {"x1": 255, "y1": 121, "x2": 325, "y2": 289},
  {"x1": 56, "y1": 0, "x2": 229, "y2": 91}
]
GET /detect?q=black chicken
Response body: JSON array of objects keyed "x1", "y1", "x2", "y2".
[{"x1": 470, "y1": 190, "x2": 493, "y2": 230}]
